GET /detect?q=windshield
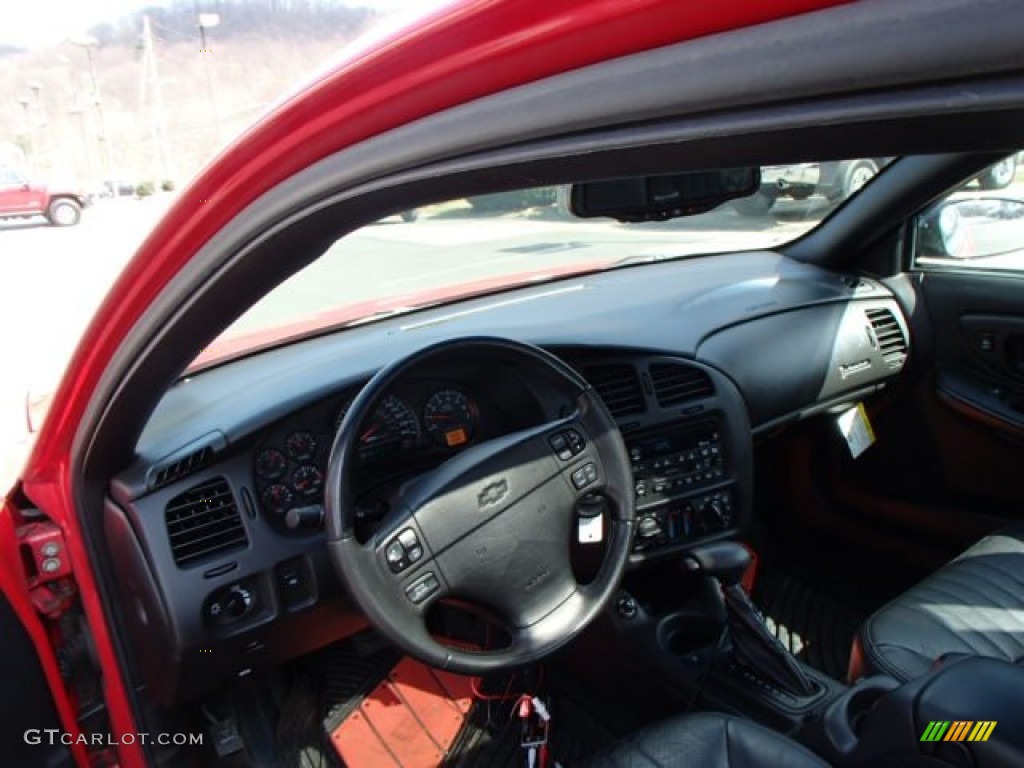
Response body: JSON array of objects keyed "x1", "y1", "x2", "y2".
[{"x1": 207, "y1": 158, "x2": 892, "y2": 360}]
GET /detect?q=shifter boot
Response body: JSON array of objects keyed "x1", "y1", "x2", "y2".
[{"x1": 722, "y1": 583, "x2": 817, "y2": 697}]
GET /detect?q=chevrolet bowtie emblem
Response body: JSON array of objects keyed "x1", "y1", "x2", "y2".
[{"x1": 477, "y1": 479, "x2": 509, "y2": 508}]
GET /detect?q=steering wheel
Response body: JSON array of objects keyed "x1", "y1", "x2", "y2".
[{"x1": 325, "y1": 337, "x2": 635, "y2": 674}]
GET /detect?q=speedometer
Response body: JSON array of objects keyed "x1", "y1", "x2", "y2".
[{"x1": 336, "y1": 394, "x2": 420, "y2": 461}]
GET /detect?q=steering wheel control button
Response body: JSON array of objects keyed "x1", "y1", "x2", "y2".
[
  {"x1": 385, "y1": 528, "x2": 426, "y2": 573},
  {"x1": 548, "y1": 432, "x2": 572, "y2": 460},
  {"x1": 549, "y1": 429, "x2": 587, "y2": 461},
  {"x1": 571, "y1": 462, "x2": 599, "y2": 490},
  {"x1": 385, "y1": 540, "x2": 408, "y2": 572},
  {"x1": 565, "y1": 429, "x2": 585, "y2": 454},
  {"x1": 405, "y1": 572, "x2": 439, "y2": 604}
]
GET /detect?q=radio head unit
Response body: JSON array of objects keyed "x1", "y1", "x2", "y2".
[{"x1": 629, "y1": 420, "x2": 725, "y2": 505}]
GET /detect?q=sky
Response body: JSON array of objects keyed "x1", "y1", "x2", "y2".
[{"x1": 1, "y1": 0, "x2": 413, "y2": 49}]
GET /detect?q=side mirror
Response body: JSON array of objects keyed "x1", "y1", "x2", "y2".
[{"x1": 918, "y1": 197, "x2": 1024, "y2": 261}]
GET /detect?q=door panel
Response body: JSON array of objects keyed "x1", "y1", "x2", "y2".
[
  {"x1": 0, "y1": 592, "x2": 73, "y2": 767},
  {"x1": 913, "y1": 269, "x2": 1024, "y2": 515}
]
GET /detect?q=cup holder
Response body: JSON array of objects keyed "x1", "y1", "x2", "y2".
[
  {"x1": 657, "y1": 612, "x2": 724, "y2": 657},
  {"x1": 822, "y1": 676, "x2": 901, "y2": 756},
  {"x1": 843, "y1": 677, "x2": 897, "y2": 735}
]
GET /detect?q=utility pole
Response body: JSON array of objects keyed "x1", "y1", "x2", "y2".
[
  {"x1": 69, "y1": 101, "x2": 95, "y2": 181},
  {"x1": 195, "y1": 2, "x2": 225, "y2": 146},
  {"x1": 71, "y1": 36, "x2": 112, "y2": 180},
  {"x1": 16, "y1": 96, "x2": 32, "y2": 170},
  {"x1": 24, "y1": 81, "x2": 56, "y2": 175},
  {"x1": 139, "y1": 16, "x2": 174, "y2": 183}
]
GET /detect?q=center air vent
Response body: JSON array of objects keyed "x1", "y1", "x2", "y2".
[
  {"x1": 866, "y1": 307, "x2": 909, "y2": 368},
  {"x1": 583, "y1": 364, "x2": 645, "y2": 418},
  {"x1": 649, "y1": 362, "x2": 714, "y2": 407},
  {"x1": 165, "y1": 477, "x2": 247, "y2": 567}
]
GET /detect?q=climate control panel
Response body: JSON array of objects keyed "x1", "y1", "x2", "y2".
[{"x1": 632, "y1": 491, "x2": 734, "y2": 554}]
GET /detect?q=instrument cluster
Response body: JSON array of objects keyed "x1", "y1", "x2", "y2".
[{"x1": 253, "y1": 381, "x2": 485, "y2": 530}]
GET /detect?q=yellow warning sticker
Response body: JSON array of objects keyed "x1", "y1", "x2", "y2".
[{"x1": 837, "y1": 402, "x2": 876, "y2": 459}]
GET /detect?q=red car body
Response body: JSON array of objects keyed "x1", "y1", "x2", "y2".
[{"x1": 0, "y1": 1, "x2": 849, "y2": 765}]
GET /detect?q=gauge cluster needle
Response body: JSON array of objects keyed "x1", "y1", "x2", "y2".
[{"x1": 360, "y1": 425, "x2": 379, "y2": 442}]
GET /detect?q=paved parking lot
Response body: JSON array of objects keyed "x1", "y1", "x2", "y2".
[
  {"x1": 1, "y1": 197, "x2": 172, "y2": 378},
  {"x1": 0, "y1": 196, "x2": 172, "y2": 478}
]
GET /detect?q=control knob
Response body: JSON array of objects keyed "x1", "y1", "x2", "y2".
[
  {"x1": 637, "y1": 514, "x2": 663, "y2": 540},
  {"x1": 699, "y1": 499, "x2": 729, "y2": 531},
  {"x1": 616, "y1": 594, "x2": 638, "y2": 619},
  {"x1": 223, "y1": 585, "x2": 254, "y2": 619}
]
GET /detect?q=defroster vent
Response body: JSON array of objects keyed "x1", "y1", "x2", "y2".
[
  {"x1": 165, "y1": 477, "x2": 247, "y2": 567},
  {"x1": 152, "y1": 445, "x2": 214, "y2": 489},
  {"x1": 584, "y1": 364, "x2": 645, "y2": 418},
  {"x1": 649, "y1": 362, "x2": 714, "y2": 407},
  {"x1": 866, "y1": 307, "x2": 908, "y2": 368}
]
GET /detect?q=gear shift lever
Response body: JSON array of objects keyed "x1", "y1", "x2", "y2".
[
  {"x1": 682, "y1": 541, "x2": 752, "y2": 587},
  {"x1": 684, "y1": 542, "x2": 816, "y2": 698}
]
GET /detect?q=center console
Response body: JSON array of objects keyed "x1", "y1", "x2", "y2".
[
  {"x1": 804, "y1": 656, "x2": 1024, "y2": 766},
  {"x1": 627, "y1": 419, "x2": 738, "y2": 562},
  {"x1": 606, "y1": 579, "x2": 844, "y2": 737},
  {"x1": 608, "y1": 587, "x2": 1024, "y2": 766}
]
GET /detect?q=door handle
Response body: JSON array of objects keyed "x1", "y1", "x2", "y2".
[
  {"x1": 936, "y1": 368, "x2": 1024, "y2": 437},
  {"x1": 1005, "y1": 335, "x2": 1024, "y2": 376}
]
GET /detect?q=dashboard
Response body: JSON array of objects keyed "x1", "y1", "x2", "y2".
[
  {"x1": 105, "y1": 250, "x2": 911, "y2": 705},
  {"x1": 251, "y1": 370, "x2": 543, "y2": 535}
]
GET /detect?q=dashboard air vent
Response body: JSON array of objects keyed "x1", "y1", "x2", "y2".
[
  {"x1": 649, "y1": 363, "x2": 714, "y2": 407},
  {"x1": 152, "y1": 445, "x2": 215, "y2": 488},
  {"x1": 583, "y1": 364, "x2": 645, "y2": 418},
  {"x1": 866, "y1": 307, "x2": 908, "y2": 368},
  {"x1": 165, "y1": 477, "x2": 247, "y2": 567}
]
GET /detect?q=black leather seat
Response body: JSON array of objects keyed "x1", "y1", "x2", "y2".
[
  {"x1": 590, "y1": 712, "x2": 828, "y2": 767},
  {"x1": 855, "y1": 525, "x2": 1024, "y2": 682}
]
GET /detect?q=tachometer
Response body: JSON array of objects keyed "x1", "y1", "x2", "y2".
[
  {"x1": 337, "y1": 395, "x2": 420, "y2": 461},
  {"x1": 423, "y1": 388, "x2": 479, "y2": 448}
]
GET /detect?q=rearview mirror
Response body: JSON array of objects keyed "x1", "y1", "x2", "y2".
[{"x1": 570, "y1": 168, "x2": 760, "y2": 222}]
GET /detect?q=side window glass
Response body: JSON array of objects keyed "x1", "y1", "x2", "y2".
[{"x1": 914, "y1": 153, "x2": 1024, "y2": 269}]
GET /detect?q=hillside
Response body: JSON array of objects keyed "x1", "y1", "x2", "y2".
[{"x1": 0, "y1": 1, "x2": 380, "y2": 186}]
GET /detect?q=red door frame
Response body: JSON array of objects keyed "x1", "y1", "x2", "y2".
[{"x1": 3, "y1": 1, "x2": 847, "y2": 764}]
